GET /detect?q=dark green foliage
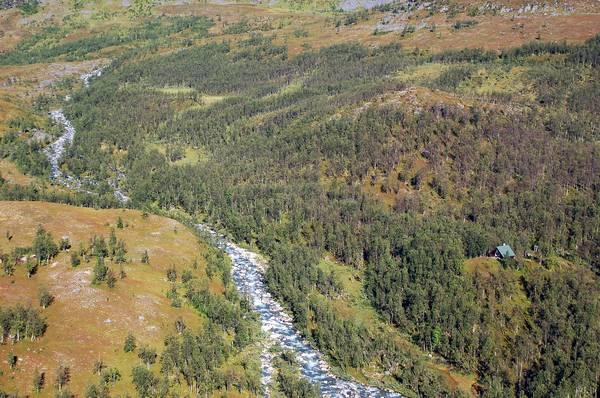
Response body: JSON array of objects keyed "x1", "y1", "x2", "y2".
[
  {"x1": 223, "y1": 19, "x2": 251, "y2": 35},
  {"x1": 181, "y1": 269, "x2": 193, "y2": 283},
  {"x1": 137, "y1": 346, "x2": 157, "y2": 368},
  {"x1": 274, "y1": 351, "x2": 320, "y2": 398},
  {"x1": 131, "y1": 366, "x2": 158, "y2": 397},
  {"x1": 32, "y1": 226, "x2": 58, "y2": 263},
  {"x1": 91, "y1": 236, "x2": 108, "y2": 258},
  {"x1": 26, "y1": 260, "x2": 37, "y2": 278},
  {"x1": 93, "y1": 256, "x2": 108, "y2": 283},
  {"x1": 431, "y1": 47, "x2": 497, "y2": 63},
  {"x1": 186, "y1": 286, "x2": 251, "y2": 334},
  {"x1": 85, "y1": 384, "x2": 109, "y2": 398},
  {"x1": 432, "y1": 65, "x2": 474, "y2": 90},
  {"x1": 568, "y1": 34, "x2": 600, "y2": 66},
  {"x1": 522, "y1": 269, "x2": 600, "y2": 398},
  {"x1": 58, "y1": 36, "x2": 600, "y2": 397},
  {"x1": 337, "y1": 9, "x2": 369, "y2": 27},
  {"x1": 123, "y1": 333, "x2": 136, "y2": 353},
  {"x1": 0, "y1": 181, "x2": 125, "y2": 209},
  {"x1": 158, "y1": 324, "x2": 261, "y2": 396},
  {"x1": 70, "y1": 252, "x2": 81, "y2": 267},
  {"x1": 114, "y1": 240, "x2": 127, "y2": 264},
  {"x1": 17, "y1": 0, "x2": 39, "y2": 15},
  {"x1": 453, "y1": 19, "x2": 478, "y2": 30},
  {"x1": 0, "y1": 305, "x2": 47, "y2": 343},
  {"x1": 38, "y1": 288, "x2": 54, "y2": 308},
  {"x1": 166, "y1": 266, "x2": 177, "y2": 282},
  {"x1": 100, "y1": 367, "x2": 121, "y2": 385},
  {"x1": 0, "y1": 133, "x2": 49, "y2": 177},
  {"x1": 7, "y1": 352, "x2": 17, "y2": 369},
  {"x1": 0, "y1": 16, "x2": 214, "y2": 65},
  {"x1": 59, "y1": 237, "x2": 71, "y2": 251},
  {"x1": 168, "y1": 285, "x2": 181, "y2": 307}
]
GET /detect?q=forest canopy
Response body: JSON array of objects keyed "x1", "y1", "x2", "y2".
[{"x1": 23, "y1": 32, "x2": 600, "y2": 397}]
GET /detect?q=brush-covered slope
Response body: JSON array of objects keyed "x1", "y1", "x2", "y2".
[{"x1": 0, "y1": 201, "x2": 261, "y2": 396}]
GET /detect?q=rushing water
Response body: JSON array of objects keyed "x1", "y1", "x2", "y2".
[
  {"x1": 45, "y1": 67, "x2": 130, "y2": 203},
  {"x1": 199, "y1": 227, "x2": 404, "y2": 398},
  {"x1": 81, "y1": 67, "x2": 104, "y2": 87},
  {"x1": 45, "y1": 67, "x2": 404, "y2": 397},
  {"x1": 45, "y1": 110, "x2": 76, "y2": 181}
]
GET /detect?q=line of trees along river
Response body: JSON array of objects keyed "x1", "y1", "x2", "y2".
[{"x1": 21, "y1": 33, "x2": 600, "y2": 397}]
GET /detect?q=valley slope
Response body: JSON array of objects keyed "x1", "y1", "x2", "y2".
[{"x1": 0, "y1": 0, "x2": 599, "y2": 397}]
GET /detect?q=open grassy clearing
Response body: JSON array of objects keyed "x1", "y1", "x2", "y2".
[
  {"x1": 0, "y1": 159, "x2": 36, "y2": 185},
  {"x1": 146, "y1": 142, "x2": 209, "y2": 166},
  {"x1": 0, "y1": 201, "x2": 221, "y2": 395}
]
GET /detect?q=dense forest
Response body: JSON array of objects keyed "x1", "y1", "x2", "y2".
[{"x1": 0, "y1": 11, "x2": 596, "y2": 395}]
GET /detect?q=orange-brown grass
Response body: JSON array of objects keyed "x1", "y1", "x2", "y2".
[
  {"x1": 464, "y1": 256, "x2": 502, "y2": 276},
  {"x1": 0, "y1": 60, "x2": 108, "y2": 98},
  {"x1": 0, "y1": 96, "x2": 26, "y2": 136},
  {"x1": 0, "y1": 9, "x2": 24, "y2": 53},
  {"x1": 0, "y1": 201, "x2": 214, "y2": 396},
  {"x1": 402, "y1": 14, "x2": 600, "y2": 52},
  {"x1": 451, "y1": 0, "x2": 600, "y2": 13},
  {"x1": 0, "y1": 159, "x2": 35, "y2": 185}
]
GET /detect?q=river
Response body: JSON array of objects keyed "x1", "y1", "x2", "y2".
[
  {"x1": 199, "y1": 227, "x2": 403, "y2": 397},
  {"x1": 46, "y1": 67, "x2": 130, "y2": 203},
  {"x1": 45, "y1": 69, "x2": 404, "y2": 398}
]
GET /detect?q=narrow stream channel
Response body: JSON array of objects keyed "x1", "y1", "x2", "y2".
[
  {"x1": 199, "y1": 227, "x2": 403, "y2": 398},
  {"x1": 45, "y1": 70, "x2": 404, "y2": 398}
]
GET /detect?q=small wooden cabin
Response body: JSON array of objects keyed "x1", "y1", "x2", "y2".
[{"x1": 494, "y1": 243, "x2": 515, "y2": 259}]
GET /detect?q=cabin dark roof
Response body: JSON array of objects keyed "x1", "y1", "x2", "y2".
[{"x1": 496, "y1": 244, "x2": 515, "y2": 258}]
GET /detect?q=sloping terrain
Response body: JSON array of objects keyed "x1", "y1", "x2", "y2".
[
  {"x1": 0, "y1": 201, "x2": 260, "y2": 396},
  {"x1": 0, "y1": 1, "x2": 598, "y2": 397}
]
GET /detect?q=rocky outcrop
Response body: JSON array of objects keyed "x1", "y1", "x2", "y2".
[{"x1": 0, "y1": 0, "x2": 26, "y2": 10}]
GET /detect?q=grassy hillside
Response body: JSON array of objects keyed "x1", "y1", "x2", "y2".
[
  {"x1": 0, "y1": 1, "x2": 598, "y2": 397},
  {"x1": 49, "y1": 32, "x2": 598, "y2": 396},
  {"x1": 0, "y1": 201, "x2": 260, "y2": 396}
]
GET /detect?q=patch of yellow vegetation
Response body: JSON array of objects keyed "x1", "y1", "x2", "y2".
[
  {"x1": 464, "y1": 256, "x2": 501, "y2": 275},
  {"x1": 0, "y1": 159, "x2": 35, "y2": 185},
  {"x1": 274, "y1": 79, "x2": 304, "y2": 97},
  {"x1": 201, "y1": 94, "x2": 227, "y2": 106},
  {"x1": 459, "y1": 65, "x2": 535, "y2": 101},
  {"x1": 395, "y1": 63, "x2": 448, "y2": 84},
  {"x1": 155, "y1": 85, "x2": 196, "y2": 95},
  {"x1": 147, "y1": 142, "x2": 208, "y2": 165},
  {"x1": 0, "y1": 201, "x2": 213, "y2": 395}
]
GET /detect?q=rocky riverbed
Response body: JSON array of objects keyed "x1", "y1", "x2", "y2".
[
  {"x1": 44, "y1": 67, "x2": 130, "y2": 203},
  {"x1": 46, "y1": 66, "x2": 403, "y2": 397},
  {"x1": 198, "y1": 226, "x2": 403, "y2": 398}
]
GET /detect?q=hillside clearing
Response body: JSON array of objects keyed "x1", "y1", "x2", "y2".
[{"x1": 0, "y1": 201, "x2": 211, "y2": 395}]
